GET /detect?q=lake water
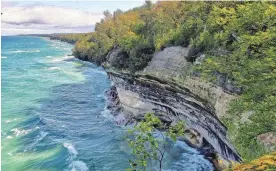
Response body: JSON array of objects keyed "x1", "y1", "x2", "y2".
[{"x1": 1, "y1": 36, "x2": 213, "y2": 171}]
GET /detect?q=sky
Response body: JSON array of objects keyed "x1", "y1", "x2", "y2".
[{"x1": 1, "y1": 1, "x2": 146, "y2": 35}]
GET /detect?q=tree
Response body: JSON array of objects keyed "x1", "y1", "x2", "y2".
[
  {"x1": 114, "y1": 9, "x2": 123, "y2": 17},
  {"x1": 126, "y1": 113, "x2": 185, "y2": 171},
  {"x1": 103, "y1": 10, "x2": 112, "y2": 20}
]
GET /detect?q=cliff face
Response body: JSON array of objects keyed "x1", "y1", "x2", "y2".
[
  {"x1": 105, "y1": 46, "x2": 242, "y2": 163},
  {"x1": 107, "y1": 71, "x2": 240, "y2": 162}
]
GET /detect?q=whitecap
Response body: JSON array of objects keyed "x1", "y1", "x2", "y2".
[
  {"x1": 51, "y1": 58, "x2": 63, "y2": 63},
  {"x1": 6, "y1": 136, "x2": 13, "y2": 139},
  {"x1": 174, "y1": 140, "x2": 199, "y2": 154},
  {"x1": 11, "y1": 128, "x2": 31, "y2": 137},
  {"x1": 47, "y1": 67, "x2": 61, "y2": 71},
  {"x1": 1, "y1": 56, "x2": 7, "y2": 59},
  {"x1": 63, "y1": 143, "x2": 78, "y2": 157},
  {"x1": 100, "y1": 109, "x2": 113, "y2": 120},
  {"x1": 165, "y1": 141, "x2": 213, "y2": 171},
  {"x1": 5, "y1": 119, "x2": 12, "y2": 123},
  {"x1": 7, "y1": 50, "x2": 40, "y2": 54},
  {"x1": 69, "y1": 161, "x2": 89, "y2": 171},
  {"x1": 5, "y1": 118, "x2": 17, "y2": 123},
  {"x1": 7, "y1": 152, "x2": 13, "y2": 156},
  {"x1": 97, "y1": 94, "x2": 104, "y2": 98},
  {"x1": 51, "y1": 55, "x2": 74, "y2": 63}
]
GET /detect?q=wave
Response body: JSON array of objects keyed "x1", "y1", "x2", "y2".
[
  {"x1": 23, "y1": 131, "x2": 48, "y2": 152},
  {"x1": 63, "y1": 143, "x2": 78, "y2": 157},
  {"x1": 47, "y1": 67, "x2": 61, "y2": 71},
  {"x1": 5, "y1": 120, "x2": 12, "y2": 123},
  {"x1": 100, "y1": 108, "x2": 114, "y2": 120},
  {"x1": 11, "y1": 128, "x2": 32, "y2": 137},
  {"x1": 7, "y1": 50, "x2": 40, "y2": 54},
  {"x1": 5, "y1": 118, "x2": 17, "y2": 123},
  {"x1": 169, "y1": 153, "x2": 213, "y2": 171},
  {"x1": 38, "y1": 131, "x2": 48, "y2": 140},
  {"x1": 174, "y1": 140, "x2": 199, "y2": 154},
  {"x1": 6, "y1": 135, "x2": 13, "y2": 139},
  {"x1": 60, "y1": 70, "x2": 85, "y2": 80},
  {"x1": 166, "y1": 141, "x2": 213, "y2": 171},
  {"x1": 68, "y1": 161, "x2": 89, "y2": 171},
  {"x1": 51, "y1": 55, "x2": 74, "y2": 63},
  {"x1": 91, "y1": 69, "x2": 107, "y2": 76},
  {"x1": 63, "y1": 143, "x2": 89, "y2": 171}
]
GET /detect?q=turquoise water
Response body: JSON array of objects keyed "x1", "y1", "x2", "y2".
[{"x1": 1, "y1": 36, "x2": 213, "y2": 171}]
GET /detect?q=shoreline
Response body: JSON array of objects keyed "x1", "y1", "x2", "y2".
[{"x1": 44, "y1": 36, "x2": 228, "y2": 171}]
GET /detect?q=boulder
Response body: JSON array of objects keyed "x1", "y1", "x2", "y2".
[{"x1": 142, "y1": 46, "x2": 192, "y2": 79}]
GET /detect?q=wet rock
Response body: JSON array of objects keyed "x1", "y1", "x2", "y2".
[{"x1": 105, "y1": 86, "x2": 121, "y2": 114}]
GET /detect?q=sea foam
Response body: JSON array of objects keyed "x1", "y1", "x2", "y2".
[
  {"x1": 47, "y1": 67, "x2": 61, "y2": 71},
  {"x1": 63, "y1": 143, "x2": 89, "y2": 171},
  {"x1": 7, "y1": 50, "x2": 40, "y2": 54},
  {"x1": 6, "y1": 136, "x2": 13, "y2": 139},
  {"x1": 11, "y1": 128, "x2": 31, "y2": 137},
  {"x1": 69, "y1": 161, "x2": 89, "y2": 171},
  {"x1": 165, "y1": 141, "x2": 213, "y2": 171},
  {"x1": 63, "y1": 143, "x2": 78, "y2": 157},
  {"x1": 51, "y1": 55, "x2": 74, "y2": 63}
]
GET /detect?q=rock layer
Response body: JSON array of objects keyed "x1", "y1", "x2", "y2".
[
  {"x1": 104, "y1": 46, "x2": 242, "y2": 163},
  {"x1": 107, "y1": 71, "x2": 241, "y2": 162}
]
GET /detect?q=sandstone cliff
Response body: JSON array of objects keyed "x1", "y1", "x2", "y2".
[{"x1": 104, "y1": 46, "x2": 242, "y2": 166}]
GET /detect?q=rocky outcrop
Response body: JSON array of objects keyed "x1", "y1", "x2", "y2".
[
  {"x1": 104, "y1": 46, "x2": 243, "y2": 164},
  {"x1": 180, "y1": 77, "x2": 236, "y2": 119},
  {"x1": 143, "y1": 46, "x2": 192, "y2": 79},
  {"x1": 105, "y1": 47, "x2": 129, "y2": 69},
  {"x1": 141, "y1": 46, "x2": 237, "y2": 118},
  {"x1": 257, "y1": 132, "x2": 276, "y2": 151},
  {"x1": 107, "y1": 70, "x2": 241, "y2": 163}
]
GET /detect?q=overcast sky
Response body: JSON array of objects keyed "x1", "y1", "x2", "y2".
[{"x1": 1, "y1": 1, "x2": 145, "y2": 35}]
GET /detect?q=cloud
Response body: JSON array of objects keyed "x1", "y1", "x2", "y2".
[
  {"x1": 1, "y1": 1, "x2": 17, "y2": 8},
  {"x1": 1, "y1": 4, "x2": 103, "y2": 35}
]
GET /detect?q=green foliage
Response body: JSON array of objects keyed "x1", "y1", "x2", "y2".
[
  {"x1": 126, "y1": 113, "x2": 184, "y2": 171},
  {"x1": 49, "y1": 33, "x2": 90, "y2": 44},
  {"x1": 128, "y1": 39, "x2": 155, "y2": 74},
  {"x1": 195, "y1": 2, "x2": 276, "y2": 160},
  {"x1": 69, "y1": 1, "x2": 213, "y2": 72},
  {"x1": 66, "y1": 1, "x2": 275, "y2": 162},
  {"x1": 117, "y1": 31, "x2": 140, "y2": 52}
]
